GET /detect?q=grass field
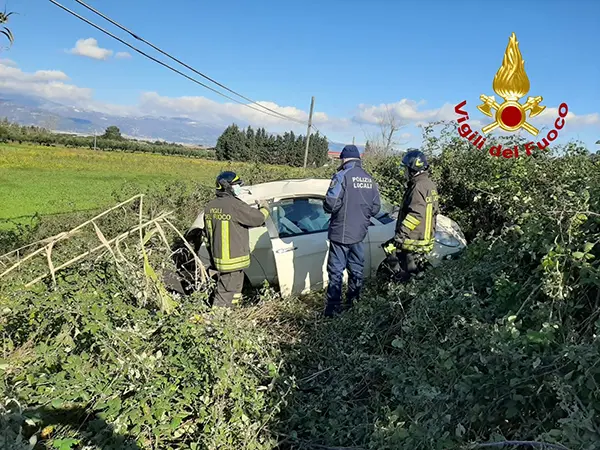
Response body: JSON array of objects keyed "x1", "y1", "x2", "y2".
[{"x1": 0, "y1": 143, "x2": 315, "y2": 224}]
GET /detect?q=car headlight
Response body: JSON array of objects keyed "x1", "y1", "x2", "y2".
[{"x1": 435, "y1": 232, "x2": 459, "y2": 247}]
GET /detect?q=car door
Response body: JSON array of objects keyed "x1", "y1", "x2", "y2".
[{"x1": 268, "y1": 196, "x2": 331, "y2": 297}]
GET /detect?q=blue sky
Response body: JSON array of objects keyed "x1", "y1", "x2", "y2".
[{"x1": 1, "y1": 0, "x2": 599, "y2": 149}]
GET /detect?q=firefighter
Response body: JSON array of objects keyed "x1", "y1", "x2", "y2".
[
  {"x1": 203, "y1": 171, "x2": 269, "y2": 307},
  {"x1": 384, "y1": 149, "x2": 439, "y2": 282},
  {"x1": 323, "y1": 144, "x2": 381, "y2": 317}
]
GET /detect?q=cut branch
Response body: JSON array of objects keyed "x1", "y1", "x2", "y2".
[{"x1": 24, "y1": 212, "x2": 173, "y2": 287}]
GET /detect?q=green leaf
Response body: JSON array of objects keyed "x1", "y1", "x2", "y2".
[
  {"x1": 391, "y1": 338, "x2": 403, "y2": 348},
  {"x1": 573, "y1": 252, "x2": 585, "y2": 260},
  {"x1": 584, "y1": 242, "x2": 595, "y2": 253},
  {"x1": 526, "y1": 330, "x2": 549, "y2": 344},
  {"x1": 506, "y1": 405, "x2": 519, "y2": 419},
  {"x1": 52, "y1": 438, "x2": 80, "y2": 450},
  {"x1": 170, "y1": 416, "x2": 182, "y2": 431},
  {"x1": 51, "y1": 398, "x2": 62, "y2": 409},
  {"x1": 268, "y1": 362, "x2": 278, "y2": 377},
  {"x1": 142, "y1": 229, "x2": 156, "y2": 245},
  {"x1": 107, "y1": 396, "x2": 122, "y2": 414}
]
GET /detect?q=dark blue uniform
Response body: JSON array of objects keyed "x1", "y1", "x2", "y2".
[{"x1": 323, "y1": 157, "x2": 381, "y2": 316}]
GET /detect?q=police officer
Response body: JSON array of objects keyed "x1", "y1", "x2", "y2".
[
  {"x1": 203, "y1": 171, "x2": 269, "y2": 307},
  {"x1": 323, "y1": 144, "x2": 381, "y2": 317},
  {"x1": 385, "y1": 149, "x2": 439, "y2": 282}
]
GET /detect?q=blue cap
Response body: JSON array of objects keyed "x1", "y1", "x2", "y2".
[{"x1": 339, "y1": 144, "x2": 360, "y2": 160}]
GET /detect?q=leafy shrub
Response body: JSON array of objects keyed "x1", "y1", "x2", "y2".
[{"x1": 2, "y1": 127, "x2": 600, "y2": 449}]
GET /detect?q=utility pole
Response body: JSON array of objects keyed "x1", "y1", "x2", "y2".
[
  {"x1": 352, "y1": 136, "x2": 355, "y2": 145},
  {"x1": 303, "y1": 96, "x2": 315, "y2": 169}
]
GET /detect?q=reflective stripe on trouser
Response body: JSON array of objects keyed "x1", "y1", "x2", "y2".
[
  {"x1": 325, "y1": 241, "x2": 364, "y2": 315},
  {"x1": 212, "y1": 270, "x2": 244, "y2": 308},
  {"x1": 401, "y1": 238, "x2": 434, "y2": 253},
  {"x1": 214, "y1": 254, "x2": 250, "y2": 271}
]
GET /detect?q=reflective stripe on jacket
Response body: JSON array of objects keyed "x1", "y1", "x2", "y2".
[
  {"x1": 203, "y1": 192, "x2": 269, "y2": 273},
  {"x1": 395, "y1": 171, "x2": 439, "y2": 254}
]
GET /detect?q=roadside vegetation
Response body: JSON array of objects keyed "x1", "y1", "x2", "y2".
[
  {"x1": 0, "y1": 120, "x2": 331, "y2": 167},
  {"x1": 0, "y1": 142, "x2": 330, "y2": 226},
  {"x1": 0, "y1": 121, "x2": 214, "y2": 159},
  {"x1": 1, "y1": 124, "x2": 599, "y2": 449}
]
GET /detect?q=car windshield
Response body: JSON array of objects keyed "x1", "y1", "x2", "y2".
[{"x1": 374, "y1": 196, "x2": 398, "y2": 224}]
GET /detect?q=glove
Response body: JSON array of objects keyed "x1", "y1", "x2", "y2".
[
  {"x1": 383, "y1": 238, "x2": 397, "y2": 254},
  {"x1": 256, "y1": 199, "x2": 269, "y2": 210}
]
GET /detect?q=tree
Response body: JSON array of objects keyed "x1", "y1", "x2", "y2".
[
  {"x1": 102, "y1": 126, "x2": 123, "y2": 140},
  {"x1": 215, "y1": 124, "x2": 246, "y2": 161},
  {"x1": 363, "y1": 105, "x2": 409, "y2": 160},
  {"x1": 214, "y1": 123, "x2": 328, "y2": 166},
  {"x1": 0, "y1": 9, "x2": 15, "y2": 47}
]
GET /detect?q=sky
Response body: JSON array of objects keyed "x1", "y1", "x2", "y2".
[{"x1": 1, "y1": 0, "x2": 599, "y2": 150}]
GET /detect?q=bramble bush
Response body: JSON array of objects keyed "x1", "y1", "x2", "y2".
[{"x1": 1, "y1": 125, "x2": 599, "y2": 449}]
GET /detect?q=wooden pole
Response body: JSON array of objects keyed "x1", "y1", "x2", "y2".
[{"x1": 303, "y1": 96, "x2": 315, "y2": 169}]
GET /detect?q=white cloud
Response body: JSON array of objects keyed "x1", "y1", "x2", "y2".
[
  {"x1": 353, "y1": 99, "x2": 458, "y2": 127},
  {"x1": 115, "y1": 51, "x2": 132, "y2": 59},
  {"x1": 33, "y1": 70, "x2": 70, "y2": 81},
  {"x1": 0, "y1": 58, "x2": 17, "y2": 67},
  {"x1": 531, "y1": 106, "x2": 600, "y2": 129},
  {"x1": 0, "y1": 61, "x2": 597, "y2": 146},
  {"x1": 69, "y1": 38, "x2": 113, "y2": 60},
  {"x1": 0, "y1": 63, "x2": 92, "y2": 103}
]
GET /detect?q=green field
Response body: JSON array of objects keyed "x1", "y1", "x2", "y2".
[{"x1": 0, "y1": 143, "x2": 312, "y2": 223}]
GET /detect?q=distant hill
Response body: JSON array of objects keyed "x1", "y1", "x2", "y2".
[
  {"x1": 0, "y1": 93, "x2": 225, "y2": 147},
  {"x1": 0, "y1": 93, "x2": 353, "y2": 151}
]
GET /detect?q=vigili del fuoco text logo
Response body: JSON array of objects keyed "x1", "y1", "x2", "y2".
[{"x1": 454, "y1": 33, "x2": 568, "y2": 159}]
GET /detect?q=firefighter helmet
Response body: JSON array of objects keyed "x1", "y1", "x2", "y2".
[
  {"x1": 216, "y1": 171, "x2": 243, "y2": 190},
  {"x1": 401, "y1": 149, "x2": 429, "y2": 172}
]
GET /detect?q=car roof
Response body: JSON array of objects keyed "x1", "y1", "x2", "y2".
[{"x1": 237, "y1": 178, "x2": 331, "y2": 202}]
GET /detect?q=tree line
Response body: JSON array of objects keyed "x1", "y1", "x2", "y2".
[
  {"x1": 215, "y1": 124, "x2": 329, "y2": 167},
  {"x1": 0, "y1": 120, "x2": 214, "y2": 159}
]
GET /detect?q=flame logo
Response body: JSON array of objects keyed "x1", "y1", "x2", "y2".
[
  {"x1": 477, "y1": 33, "x2": 545, "y2": 136},
  {"x1": 492, "y1": 33, "x2": 530, "y2": 101}
]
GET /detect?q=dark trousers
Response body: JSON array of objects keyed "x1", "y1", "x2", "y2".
[
  {"x1": 391, "y1": 251, "x2": 421, "y2": 282},
  {"x1": 325, "y1": 241, "x2": 364, "y2": 315},
  {"x1": 212, "y1": 270, "x2": 244, "y2": 307}
]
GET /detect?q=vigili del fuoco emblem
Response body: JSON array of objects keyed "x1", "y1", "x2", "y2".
[
  {"x1": 477, "y1": 32, "x2": 545, "y2": 136},
  {"x1": 454, "y1": 33, "x2": 569, "y2": 159}
]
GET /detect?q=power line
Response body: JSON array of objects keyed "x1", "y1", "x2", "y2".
[
  {"x1": 47, "y1": 0, "x2": 307, "y2": 125},
  {"x1": 71, "y1": 0, "x2": 304, "y2": 125}
]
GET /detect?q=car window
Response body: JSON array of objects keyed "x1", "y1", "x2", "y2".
[
  {"x1": 271, "y1": 197, "x2": 331, "y2": 237},
  {"x1": 374, "y1": 196, "x2": 397, "y2": 224}
]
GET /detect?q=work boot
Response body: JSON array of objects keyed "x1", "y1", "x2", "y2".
[{"x1": 324, "y1": 303, "x2": 343, "y2": 318}]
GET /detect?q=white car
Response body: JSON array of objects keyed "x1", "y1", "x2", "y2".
[{"x1": 188, "y1": 178, "x2": 467, "y2": 297}]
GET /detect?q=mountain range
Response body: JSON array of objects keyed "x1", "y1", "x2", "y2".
[{"x1": 0, "y1": 93, "x2": 361, "y2": 152}]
